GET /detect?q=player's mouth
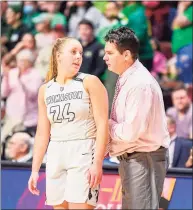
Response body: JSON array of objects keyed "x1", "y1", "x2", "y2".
[{"x1": 73, "y1": 63, "x2": 80, "y2": 68}]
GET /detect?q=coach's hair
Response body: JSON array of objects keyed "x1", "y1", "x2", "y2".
[
  {"x1": 45, "y1": 37, "x2": 76, "y2": 82},
  {"x1": 104, "y1": 26, "x2": 140, "y2": 60}
]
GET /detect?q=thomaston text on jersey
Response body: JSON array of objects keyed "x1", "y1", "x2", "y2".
[{"x1": 46, "y1": 91, "x2": 83, "y2": 105}]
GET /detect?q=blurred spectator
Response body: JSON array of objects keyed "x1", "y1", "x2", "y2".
[
  {"x1": 143, "y1": 1, "x2": 176, "y2": 59},
  {"x1": 35, "y1": 23, "x2": 66, "y2": 80},
  {"x1": 143, "y1": 1, "x2": 172, "y2": 42},
  {"x1": 78, "y1": 19, "x2": 106, "y2": 80},
  {"x1": 151, "y1": 38, "x2": 167, "y2": 79},
  {"x1": 167, "y1": 86, "x2": 192, "y2": 139},
  {"x1": 1, "y1": 1, "x2": 8, "y2": 34},
  {"x1": 92, "y1": 1, "x2": 107, "y2": 13},
  {"x1": 34, "y1": 45, "x2": 52, "y2": 80},
  {"x1": 120, "y1": 2, "x2": 153, "y2": 71},
  {"x1": 93, "y1": 1, "x2": 126, "y2": 13},
  {"x1": 1, "y1": 49, "x2": 43, "y2": 142},
  {"x1": 37, "y1": 1, "x2": 48, "y2": 12},
  {"x1": 52, "y1": 23, "x2": 66, "y2": 39},
  {"x1": 115, "y1": 1, "x2": 126, "y2": 11},
  {"x1": 66, "y1": 1, "x2": 105, "y2": 38},
  {"x1": 97, "y1": 1, "x2": 128, "y2": 45},
  {"x1": 42, "y1": 1, "x2": 67, "y2": 30},
  {"x1": 167, "y1": 115, "x2": 192, "y2": 168},
  {"x1": 104, "y1": 1, "x2": 120, "y2": 21},
  {"x1": 185, "y1": 147, "x2": 193, "y2": 168},
  {"x1": 158, "y1": 56, "x2": 185, "y2": 93},
  {"x1": 1, "y1": 45, "x2": 8, "y2": 60},
  {"x1": 1, "y1": 4, "x2": 30, "y2": 51},
  {"x1": 2, "y1": 33, "x2": 38, "y2": 69},
  {"x1": 32, "y1": 12, "x2": 55, "y2": 50},
  {"x1": 1, "y1": 56, "x2": 16, "y2": 78},
  {"x1": 165, "y1": 56, "x2": 178, "y2": 81},
  {"x1": 5, "y1": 132, "x2": 33, "y2": 162},
  {"x1": 1, "y1": 100, "x2": 6, "y2": 122},
  {"x1": 97, "y1": 2, "x2": 128, "y2": 111},
  {"x1": 171, "y1": 2, "x2": 192, "y2": 84},
  {"x1": 22, "y1": 1, "x2": 40, "y2": 34}
]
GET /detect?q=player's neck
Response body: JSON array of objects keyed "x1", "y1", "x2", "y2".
[{"x1": 56, "y1": 73, "x2": 73, "y2": 85}]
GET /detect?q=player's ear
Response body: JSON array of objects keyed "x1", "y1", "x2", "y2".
[{"x1": 56, "y1": 52, "x2": 61, "y2": 63}]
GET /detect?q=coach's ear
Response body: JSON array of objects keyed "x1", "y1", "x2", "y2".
[{"x1": 124, "y1": 50, "x2": 131, "y2": 61}]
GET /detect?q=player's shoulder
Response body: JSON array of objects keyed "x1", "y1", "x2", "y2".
[
  {"x1": 83, "y1": 74, "x2": 105, "y2": 94},
  {"x1": 39, "y1": 79, "x2": 54, "y2": 94},
  {"x1": 38, "y1": 83, "x2": 47, "y2": 94},
  {"x1": 75, "y1": 73, "x2": 99, "y2": 83},
  {"x1": 43, "y1": 79, "x2": 55, "y2": 89},
  {"x1": 83, "y1": 74, "x2": 101, "y2": 84}
]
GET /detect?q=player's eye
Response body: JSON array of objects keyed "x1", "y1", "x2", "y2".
[{"x1": 71, "y1": 50, "x2": 76, "y2": 55}]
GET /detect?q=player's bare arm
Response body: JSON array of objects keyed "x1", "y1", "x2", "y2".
[{"x1": 84, "y1": 75, "x2": 109, "y2": 188}]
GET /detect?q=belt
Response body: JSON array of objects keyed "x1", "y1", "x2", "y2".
[
  {"x1": 117, "y1": 152, "x2": 137, "y2": 161},
  {"x1": 117, "y1": 146, "x2": 165, "y2": 161}
]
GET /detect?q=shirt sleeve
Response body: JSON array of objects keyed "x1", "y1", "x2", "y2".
[
  {"x1": 109, "y1": 84, "x2": 153, "y2": 143},
  {"x1": 1, "y1": 75, "x2": 10, "y2": 98},
  {"x1": 19, "y1": 72, "x2": 43, "y2": 99},
  {"x1": 184, "y1": 6, "x2": 193, "y2": 22}
]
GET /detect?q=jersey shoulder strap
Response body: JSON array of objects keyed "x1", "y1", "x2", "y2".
[
  {"x1": 46, "y1": 79, "x2": 55, "y2": 89},
  {"x1": 73, "y1": 72, "x2": 90, "y2": 82}
]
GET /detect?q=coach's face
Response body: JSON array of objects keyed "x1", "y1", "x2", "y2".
[{"x1": 103, "y1": 42, "x2": 130, "y2": 75}]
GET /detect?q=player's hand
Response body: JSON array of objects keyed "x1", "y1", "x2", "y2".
[
  {"x1": 87, "y1": 163, "x2": 102, "y2": 189},
  {"x1": 28, "y1": 172, "x2": 40, "y2": 195}
]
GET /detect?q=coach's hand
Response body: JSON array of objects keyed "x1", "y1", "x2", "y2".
[
  {"x1": 87, "y1": 163, "x2": 102, "y2": 189},
  {"x1": 28, "y1": 172, "x2": 40, "y2": 195}
]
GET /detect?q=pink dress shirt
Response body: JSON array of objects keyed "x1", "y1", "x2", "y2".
[
  {"x1": 1, "y1": 67, "x2": 43, "y2": 127},
  {"x1": 109, "y1": 59, "x2": 170, "y2": 157}
]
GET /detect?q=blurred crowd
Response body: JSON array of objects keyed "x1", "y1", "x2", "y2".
[{"x1": 1, "y1": 1, "x2": 192, "y2": 168}]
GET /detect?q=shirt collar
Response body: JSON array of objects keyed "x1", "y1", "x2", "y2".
[
  {"x1": 119, "y1": 59, "x2": 140, "y2": 85},
  {"x1": 170, "y1": 134, "x2": 177, "y2": 142}
]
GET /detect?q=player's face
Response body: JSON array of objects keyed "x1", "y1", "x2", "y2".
[
  {"x1": 58, "y1": 40, "x2": 83, "y2": 76},
  {"x1": 103, "y1": 42, "x2": 126, "y2": 75}
]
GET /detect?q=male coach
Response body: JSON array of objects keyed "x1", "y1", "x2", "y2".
[{"x1": 103, "y1": 27, "x2": 170, "y2": 209}]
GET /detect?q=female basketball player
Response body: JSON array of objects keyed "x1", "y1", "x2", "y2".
[{"x1": 28, "y1": 37, "x2": 109, "y2": 209}]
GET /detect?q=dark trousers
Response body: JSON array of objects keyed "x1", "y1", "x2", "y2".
[{"x1": 118, "y1": 147, "x2": 168, "y2": 209}]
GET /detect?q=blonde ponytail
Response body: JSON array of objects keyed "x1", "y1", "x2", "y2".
[
  {"x1": 45, "y1": 37, "x2": 76, "y2": 83},
  {"x1": 45, "y1": 46, "x2": 58, "y2": 82}
]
